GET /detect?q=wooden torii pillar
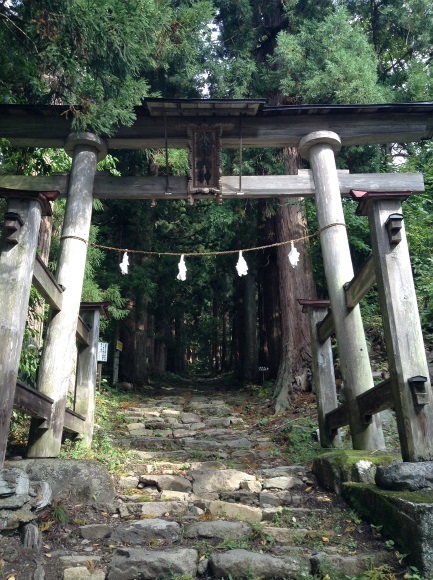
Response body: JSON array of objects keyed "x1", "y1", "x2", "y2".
[
  {"x1": 299, "y1": 131, "x2": 385, "y2": 451},
  {"x1": 0, "y1": 191, "x2": 58, "y2": 466},
  {"x1": 357, "y1": 192, "x2": 433, "y2": 461},
  {"x1": 27, "y1": 133, "x2": 106, "y2": 458},
  {"x1": 75, "y1": 301, "x2": 110, "y2": 447}
]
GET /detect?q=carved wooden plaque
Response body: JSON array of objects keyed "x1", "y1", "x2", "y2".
[{"x1": 188, "y1": 126, "x2": 221, "y2": 192}]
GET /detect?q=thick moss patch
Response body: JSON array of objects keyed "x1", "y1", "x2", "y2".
[
  {"x1": 318, "y1": 450, "x2": 397, "y2": 473},
  {"x1": 312, "y1": 450, "x2": 399, "y2": 494}
]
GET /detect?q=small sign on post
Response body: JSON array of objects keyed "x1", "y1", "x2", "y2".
[
  {"x1": 97, "y1": 342, "x2": 108, "y2": 362},
  {"x1": 258, "y1": 366, "x2": 269, "y2": 385}
]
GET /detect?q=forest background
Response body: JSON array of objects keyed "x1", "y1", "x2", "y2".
[{"x1": 1, "y1": 0, "x2": 433, "y2": 412}]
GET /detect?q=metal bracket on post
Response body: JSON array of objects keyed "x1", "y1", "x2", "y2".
[
  {"x1": 408, "y1": 375, "x2": 429, "y2": 407},
  {"x1": 385, "y1": 213, "x2": 404, "y2": 245},
  {"x1": 3, "y1": 212, "x2": 24, "y2": 245}
]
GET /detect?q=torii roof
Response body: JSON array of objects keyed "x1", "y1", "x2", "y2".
[{"x1": 1, "y1": 99, "x2": 433, "y2": 150}]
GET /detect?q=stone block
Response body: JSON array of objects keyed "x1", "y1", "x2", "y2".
[
  {"x1": 209, "y1": 548, "x2": 308, "y2": 579},
  {"x1": 79, "y1": 524, "x2": 113, "y2": 539},
  {"x1": 107, "y1": 548, "x2": 198, "y2": 580},
  {"x1": 207, "y1": 500, "x2": 262, "y2": 524},
  {"x1": 343, "y1": 482, "x2": 433, "y2": 575},
  {"x1": 376, "y1": 461, "x2": 433, "y2": 491},
  {"x1": 312, "y1": 451, "x2": 397, "y2": 494},
  {"x1": 310, "y1": 551, "x2": 395, "y2": 578},
  {"x1": 184, "y1": 520, "x2": 251, "y2": 540},
  {"x1": 111, "y1": 518, "x2": 180, "y2": 544},
  {"x1": 192, "y1": 469, "x2": 255, "y2": 494},
  {"x1": 262, "y1": 476, "x2": 304, "y2": 490},
  {"x1": 138, "y1": 474, "x2": 192, "y2": 492}
]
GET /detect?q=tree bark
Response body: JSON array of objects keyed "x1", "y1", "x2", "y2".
[
  {"x1": 258, "y1": 202, "x2": 281, "y2": 379},
  {"x1": 119, "y1": 297, "x2": 148, "y2": 387},
  {"x1": 237, "y1": 269, "x2": 258, "y2": 382},
  {"x1": 272, "y1": 148, "x2": 316, "y2": 412}
]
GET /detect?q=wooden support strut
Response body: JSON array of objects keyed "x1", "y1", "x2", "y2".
[
  {"x1": 74, "y1": 303, "x2": 109, "y2": 447},
  {"x1": 366, "y1": 195, "x2": 433, "y2": 461},
  {"x1": 298, "y1": 300, "x2": 341, "y2": 447},
  {"x1": 324, "y1": 378, "x2": 394, "y2": 431}
]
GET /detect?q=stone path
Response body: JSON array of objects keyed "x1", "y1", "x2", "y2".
[{"x1": 2, "y1": 385, "x2": 401, "y2": 579}]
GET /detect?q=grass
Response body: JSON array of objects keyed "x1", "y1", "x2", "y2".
[{"x1": 59, "y1": 386, "x2": 140, "y2": 473}]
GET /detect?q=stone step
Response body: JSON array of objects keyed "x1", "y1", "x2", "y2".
[{"x1": 2, "y1": 385, "x2": 409, "y2": 580}]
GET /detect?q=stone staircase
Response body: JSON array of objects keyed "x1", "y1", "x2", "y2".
[
  {"x1": 99, "y1": 389, "x2": 397, "y2": 579},
  {"x1": 1, "y1": 386, "x2": 403, "y2": 579}
]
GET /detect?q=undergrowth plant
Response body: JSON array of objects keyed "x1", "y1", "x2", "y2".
[{"x1": 60, "y1": 385, "x2": 137, "y2": 472}]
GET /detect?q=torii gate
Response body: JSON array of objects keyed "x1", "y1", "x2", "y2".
[{"x1": 1, "y1": 99, "x2": 433, "y2": 466}]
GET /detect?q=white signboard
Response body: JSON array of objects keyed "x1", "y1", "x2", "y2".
[{"x1": 97, "y1": 342, "x2": 109, "y2": 362}]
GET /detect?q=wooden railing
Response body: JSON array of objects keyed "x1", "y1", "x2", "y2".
[
  {"x1": 302, "y1": 253, "x2": 392, "y2": 438},
  {"x1": 11, "y1": 254, "x2": 103, "y2": 445},
  {"x1": 299, "y1": 193, "x2": 433, "y2": 462}
]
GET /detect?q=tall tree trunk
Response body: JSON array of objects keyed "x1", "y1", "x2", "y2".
[
  {"x1": 174, "y1": 315, "x2": 185, "y2": 372},
  {"x1": 212, "y1": 294, "x2": 221, "y2": 372},
  {"x1": 258, "y1": 201, "x2": 282, "y2": 379},
  {"x1": 119, "y1": 297, "x2": 148, "y2": 387},
  {"x1": 222, "y1": 304, "x2": 231, "y2": 372},
  {"x1": 154, "y1": 316, "x2": 168, "y2": 373},
  {"x1": 239, "y1": 269, "x2": 258, "y2": 382},
  {"x1": 272, "y1": 148, "x2": 316, "y2": 412}
]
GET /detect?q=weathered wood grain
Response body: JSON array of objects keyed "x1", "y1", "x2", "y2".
[
  {"x1": 300, "y1": 302, "x2": 341, "y2": 447},
  {"x1": 300, "y1": 130, "x2": 385, "y2": 451},
  {"x1": 27, "y1": 137, "x2": 102, "y2": 458},
  {"x1": 14, "y1": 380, "x2": 53, "y2": 420},
  {"x1": 357, "y1": 379, "x2": 393, "y2": 424},
  {"x1": 0, "y1": 198, "x2": 42, "y2": 465},
  {"x1": 344, "y1": 255, "x2": 376, "y2": 309},
  {"x1": 368, "y1": 199, "x2": 433, "y2": 461},
  {"x1": 76, "y1": 317, "x2": 91, "y2": 347},
  {"x1": 317, "y1": 310, "x2": 335, "y2": 344},
  {"x1": 1, "y1": 103, "x2": 432, "y2": 149},
  {"x1": 0, "y1": 172, "x2": 425, "y2": 199},
  {"x1": 326, "y1": 404, "x2": 350, "y2": 431},
  {"x1": 75, "y1": 307, "x2": 101, "y2": 446},
  {"x1": 32, "y1": 254, "x2": 64, "y2": 311},
  {"x1": 63, "y1": 408, "x2": 86, "y2": 434}
]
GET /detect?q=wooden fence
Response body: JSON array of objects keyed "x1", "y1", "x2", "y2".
[
  {"x1": 14, "y1": 254, "x2": 105, "y2": 439},
  {"x1": 0, "y1": 192, "x2": 106, "y2": 466},
  {"x1": 299, "y1": 190, "x2": 433, "y2": 462}
]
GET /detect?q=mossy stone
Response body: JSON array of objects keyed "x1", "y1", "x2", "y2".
[
  {"x1": 342, "y1": 482, "x2": 433, "y2": 575},
  {"x1": 312, "y1": 450, "x2": 398, "y2": 493}
]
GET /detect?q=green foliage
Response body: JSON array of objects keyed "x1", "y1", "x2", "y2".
[
  {"x1": 344, "y1": 0, "x2": 433, "y2": 100},
  {"x1": 18, "y1": 287, "x2": 45, "y2": 388},
  {"x1": 270, "y1": 7, "x2": 389, "y2": 104},
  {"x1": 53, "y1": 503, "x2": 69, "y2": 524},
  {"x1": 0, "y1": 0, "x2": 215, "y2": 133},
  {"x1": 60, "y1": 386, "x2": 133, "y2": 472},
  {"x1": 0, "y1": 141, "x2": 71, "y2": 176}
]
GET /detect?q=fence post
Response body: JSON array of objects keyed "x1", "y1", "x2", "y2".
[
  {"x1": 367, "y1": 197, "x2": 433, "y2": 461},
  {"x1": 299, "y1": 300, "x2": 341, "y2": 447},
  {"x1": 0, "y1": 193, "x2": 54, "y2": 465},
  {"x1": 27, "y1": 134, "x2": 106, "y2": 458},
  {"x1": 299, "y1": 131, "x2": 385, "y2": 451},
  {"x1": 74, "y1": 304, "x2": 106, "y2": 446}
]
